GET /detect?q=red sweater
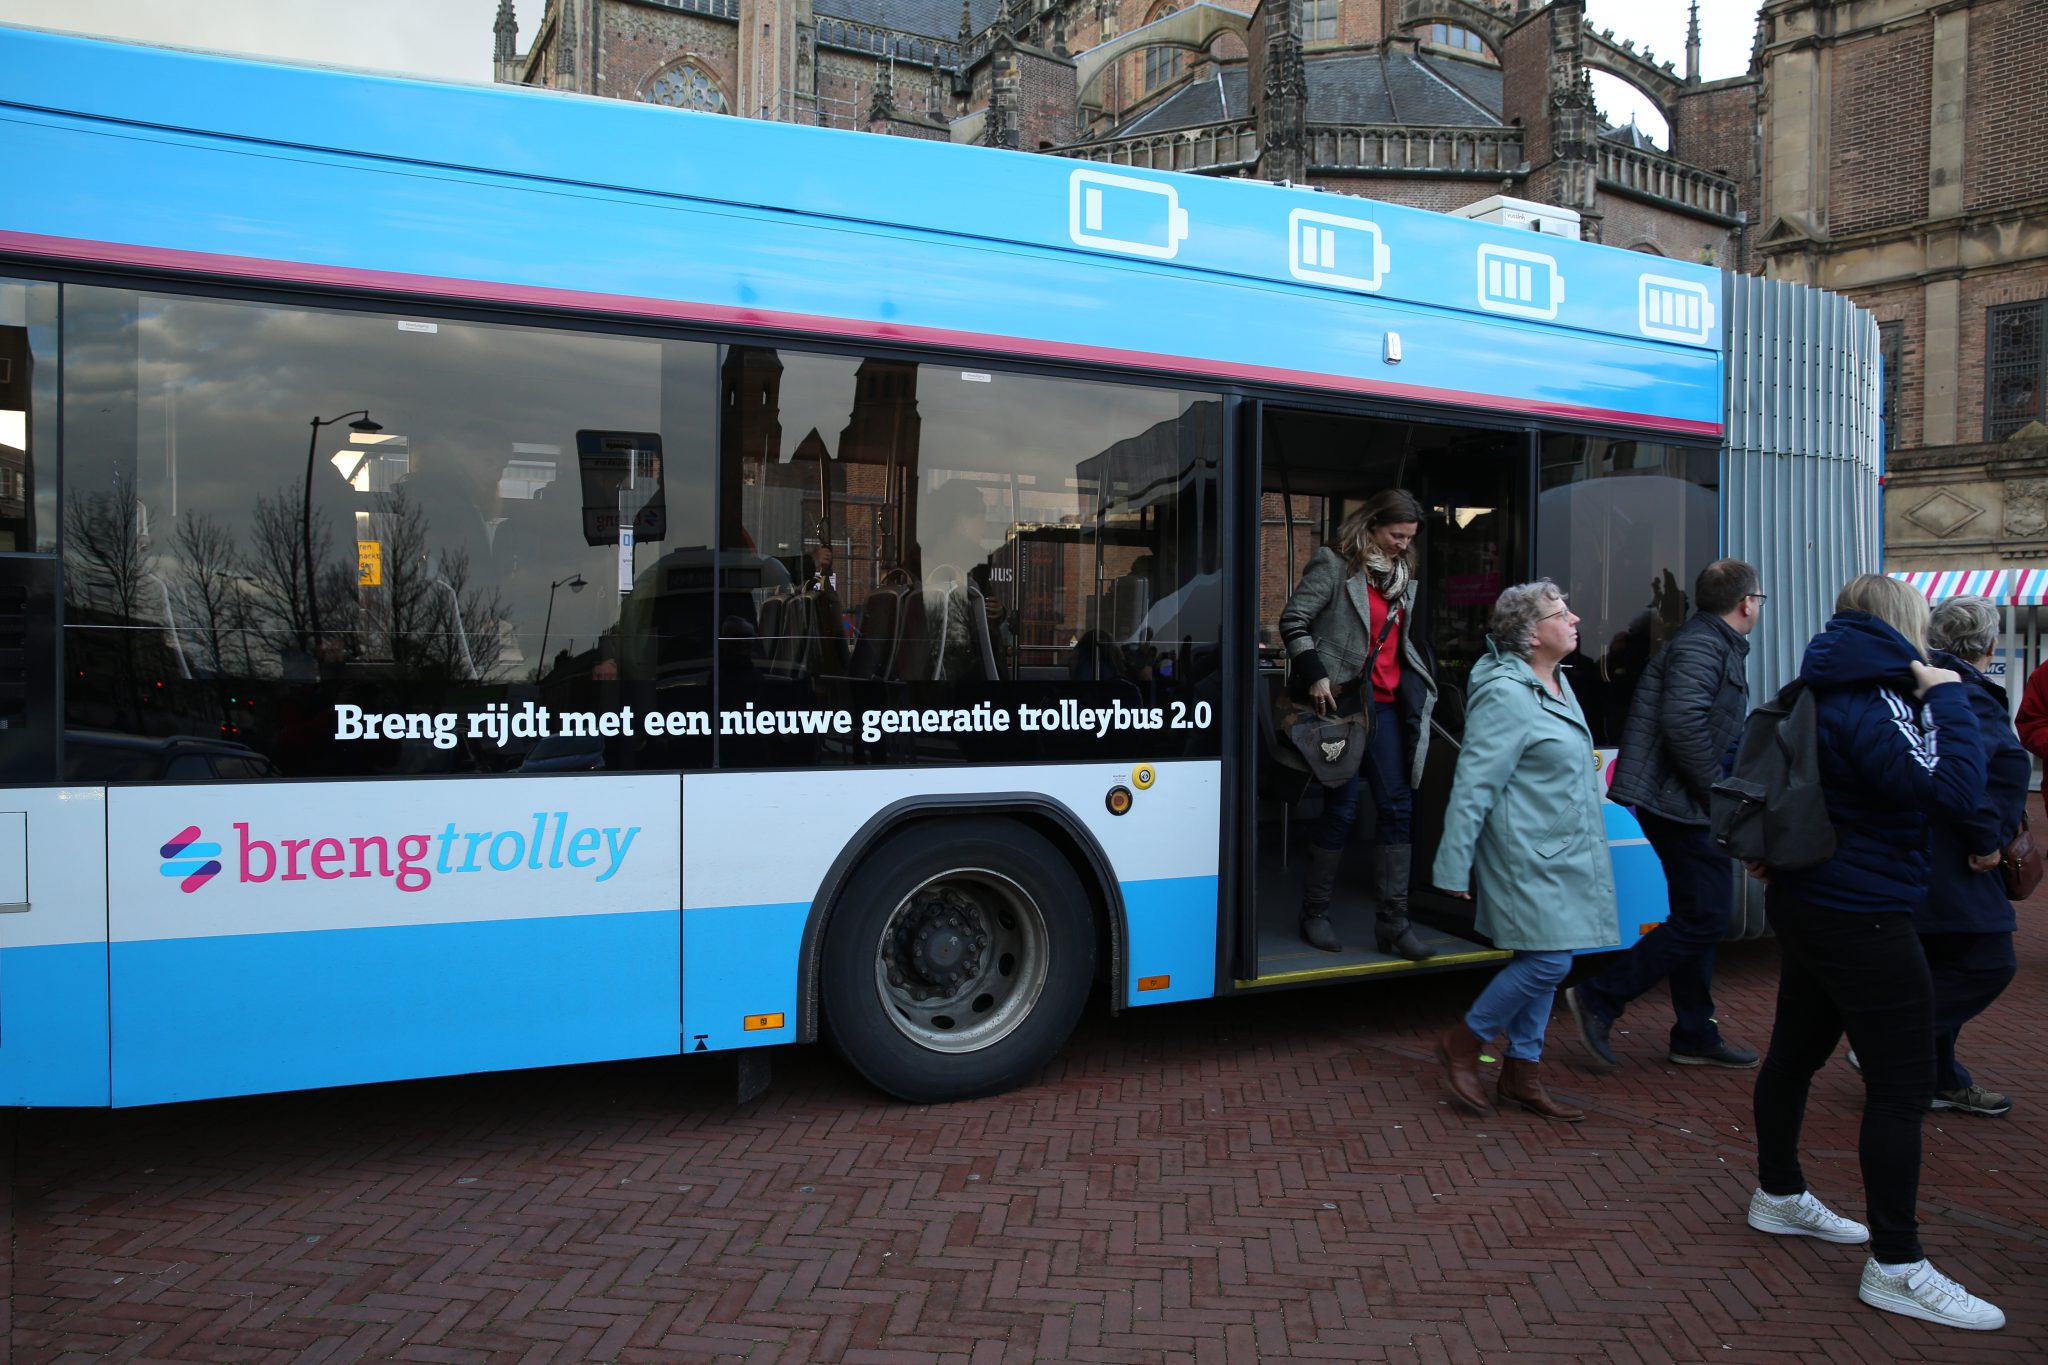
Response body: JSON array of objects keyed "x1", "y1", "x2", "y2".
[
  {"x1": 1365, "y1": 584, "x2": 1402, "y2": 703},
  {"x1": 2015, "y1": 659, "x2": 2048, "y2": 791}
]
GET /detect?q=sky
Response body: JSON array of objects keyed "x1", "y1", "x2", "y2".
[{"x1": 0, "y1": 0, "x2": 1755, "y2": 143}]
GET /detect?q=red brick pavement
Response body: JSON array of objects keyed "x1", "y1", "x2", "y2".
[{"x1": 5, "y1": 884, "x2": 2045, "y2": 1363}]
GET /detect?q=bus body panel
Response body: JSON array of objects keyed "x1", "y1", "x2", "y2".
[
  {"x1": 679, "y1": 762, "x2": 1223, "y2": 1053},
  {"x1": 0, "y1": 25, "x2": 1722, "y2": 362},
  {"x1": 0, "y1": 113, "x2": 1722, "y2": 436},
  {"x1": 0, "y1": 788, "x2": 111, "y2": 1106},
  {"x1": 103, "y1": 775, "x2": 681, "y2": 1106},
  {"x1": 1601, "y1": 802, "x2": 1673, "y2": 951}
]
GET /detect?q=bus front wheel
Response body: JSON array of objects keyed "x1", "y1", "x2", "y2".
[{"x1": 822, "y1": 819, "x2": 1095, "y2": 1103}]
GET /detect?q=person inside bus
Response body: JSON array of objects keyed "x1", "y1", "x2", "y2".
[
  {"x1": 1565, "y1": 559, "x2": 1766, "y2": 1072},
  {"x1": 913, "y1": 477, "x2": 998, "y2": 682},
  {"x1": 1745, "y1": 575, "x2": 2002, "y2": 1332},
  {"x1": 1906, "y1": 595, "x2": 2025, "y2": 1120},
  {"x1": 1278, "y1": 489, "x2": 1439, "y2": 958},
  {"x1": 1429, "y1": 581, "x2": 1617, "y2": 1122}
]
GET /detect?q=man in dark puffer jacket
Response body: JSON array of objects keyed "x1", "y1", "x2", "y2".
[{"x1": 1566, "y1": 559, "x2": 1765, "y2": 1069}]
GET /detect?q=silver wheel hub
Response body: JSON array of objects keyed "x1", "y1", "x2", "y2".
[{"x1": 873, "y1": 868, "x2": 1050, "y2": 1055}]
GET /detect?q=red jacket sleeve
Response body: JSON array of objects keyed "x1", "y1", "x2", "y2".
[{"x1": 2016, "y1": 661, "x2": 2048, "y2": 765}]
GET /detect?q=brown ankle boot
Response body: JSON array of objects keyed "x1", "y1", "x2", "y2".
[
  {"x1": 1434, "y1": 1024, "x2": 1493, "y2": 1115},
  {"x1": 1498, "y1": 1057, "x2": 1584, "y2": 1122}
]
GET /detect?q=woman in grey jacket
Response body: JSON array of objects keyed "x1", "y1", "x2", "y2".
[
  {"x1": 1278, "y1": 489, "x2": 1439, "y2": 957},
  {"x1": 1432, "y1": 580, "x2": 1620, "y2": 1121}
]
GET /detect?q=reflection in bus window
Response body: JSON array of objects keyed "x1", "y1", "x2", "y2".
[
  {"x1": 59, "y1": 286, "x2": 718, "y2": 777},
  {"x1": 718, "y1": 348, "x2": 1223, "y2": 766},
  {"x1": 1537, "y1": 435, "x2": 1718, "y2": 745}
]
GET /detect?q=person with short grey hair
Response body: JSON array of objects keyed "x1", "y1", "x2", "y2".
[
  {"x1": 1912, "y1": 594, "x2": 2026, "y2": 1120},
  {"x1": 1431, "y1": 579, "x2": 1620, "y2": 1121},
  {"x1": 1485, "y1": 582, "x2": 1557, "y2": 659},
  {"x1": 1927, "y1": 596, "x2": 2001, "y2": 665}
]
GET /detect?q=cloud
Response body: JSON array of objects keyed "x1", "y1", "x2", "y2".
[{"x1": 0, "y1": 0, "x2": 508, "y2": 83}]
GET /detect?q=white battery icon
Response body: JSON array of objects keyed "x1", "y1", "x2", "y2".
[
  {"x1": 1638, "y1": 274, "x2": 1717, "y2": 342},
  {"x1": 1476, "y1": 243, "x2": 1564, "y2": 320},
  {"x1": 1287, "y1": 208, "x2": 1393, "y2": 292},
  {"x1": 1067, "y1": 168, "x2": 1191, "y2": 261}
]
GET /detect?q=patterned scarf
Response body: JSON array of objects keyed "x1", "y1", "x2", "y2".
[{"x1": 1361, "y1": 546, "x2": 1410, "y2": 607}]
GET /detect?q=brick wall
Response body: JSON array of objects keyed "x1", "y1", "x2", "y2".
[
  {"x1": 1669, "y1": 78, "x2": 1759, "y2": 271},
  {"x1": 602, "y1": 5, "x2": 737, "y2": 109},
  {"x1": 1015, "y1": 48, "x2": 1081, "y2": 148},
  {"x1": 1827, "y1": 20, "x2": 1931, "y2": 237},
  {"x1": 1312, "y1": 176, "x2": 1509, "y2": 214},
  {"x1": 1596, "y1": 196, "x2": 1737, "y2": 268},
  {"x1": 1331, "y1": 0, "x2": 1388, "y2": 48},
  {"x1": 1497, "y1": 12, "x2": 1552, "y2": 177},
  {"x1": 1964, "y1": 0, "x2": 2048, "y2": 215},
  {"x1": 1958, "y1": 264, "x2": 2048, "y2": 444}
]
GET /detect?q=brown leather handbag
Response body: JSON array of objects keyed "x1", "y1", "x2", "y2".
[{"x1": 2001, "y1": 813, "x2": 2042, "y2": 901}]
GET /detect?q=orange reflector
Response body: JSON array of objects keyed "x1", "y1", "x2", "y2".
[
  {"x1": 743, "y1": 1013, "x2": 786, "y2": 1031},
  {"x1": 1638, "y1": 923, "x2": 1663, "y2": 937},
  {"x1": 1137, "y1": 975, "x2": 1170, "y2": 992},
  {"x1": 1105, "y1": 785, "x2": 1133, "y2": 815}
]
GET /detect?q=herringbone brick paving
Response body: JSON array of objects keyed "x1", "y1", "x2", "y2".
[{"x1": 6, "y1": 873, "x2": 2044, "y2": 1362}]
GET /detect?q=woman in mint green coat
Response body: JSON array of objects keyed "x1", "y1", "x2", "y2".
[{"x1": 1431, "y1": 579, "x2": 1620, "y2": 1121}]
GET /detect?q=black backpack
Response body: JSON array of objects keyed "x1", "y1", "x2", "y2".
[{"x1": 1709, "y1": 679, "x2": 1837, "y2": 872}]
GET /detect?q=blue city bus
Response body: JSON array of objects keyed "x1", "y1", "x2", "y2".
[{"x1": 0, "y1": 24, "x2": 1747, "y2": 1107}]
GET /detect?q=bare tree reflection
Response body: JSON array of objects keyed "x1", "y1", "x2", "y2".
[{"x1": 170, "y1": 511, "x2": 252, "y2": 678}]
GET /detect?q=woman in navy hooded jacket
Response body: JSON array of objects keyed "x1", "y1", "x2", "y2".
[
  {"x1": 1745, "y1": 575, "x2": 2002, "y2": 1332},
  {"x1": 1915, "y1": 595, "x2": 2028, "y2": 1119}
]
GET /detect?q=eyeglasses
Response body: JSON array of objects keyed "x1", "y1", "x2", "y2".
[
  {"x1": 1747, "y1": 593, "x2": 1769, "y2": 605},
  {"x1": 1536, "y1": 606, "x2": 1573, "y2": 623}
]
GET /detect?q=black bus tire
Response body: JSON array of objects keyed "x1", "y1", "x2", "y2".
[{"x1": 821, "y1": 818, "x2": 1096, "y2": 1103}]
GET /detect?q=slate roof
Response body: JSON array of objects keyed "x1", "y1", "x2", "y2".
[
  {"x1": 814, "y1": 0, "x2": 1003, "y2": 43},
  {"x1": 1600, "y1": 119, "x2": 1658, "y2": 150},
  {"x1": 1116, "y1": 49, "x2": 1503, "y2": 137}
]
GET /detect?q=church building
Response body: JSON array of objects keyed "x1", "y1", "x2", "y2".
[{"x1": 493, "y1": 0, "x2": 1755, "y2": 266}]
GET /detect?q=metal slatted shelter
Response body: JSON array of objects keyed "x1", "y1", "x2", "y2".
[
  {"x1": 1721, "y1": 274, "x2": 1884, "y2": 936},
  {"x1": 1722, "y1": 274, "x2": 1885, "y2": 703}
]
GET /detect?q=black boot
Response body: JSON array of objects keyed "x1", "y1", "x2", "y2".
[
  {"x1": 1298, "y1": 843, "x2": 1344, "y2": 953},
  {"x1": 1373, "y1": 844, "x2": 1435, "y2": 961}
]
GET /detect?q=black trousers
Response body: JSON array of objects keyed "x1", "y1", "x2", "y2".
[
  {"x1": 1754, "y1": 889, "x2": 1934, "y2": 1265},
  {"x1": 1921, "y1": 930, "x2": 2018, "y2": 1092},
  {"x1": 1582, "y1": 809, "x2": 1733, "y2": 1052}
]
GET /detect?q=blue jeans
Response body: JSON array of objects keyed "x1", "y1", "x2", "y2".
[
  {"x1": 1920, "y1": 931, "x2": 2017, "y2": 1091},
  {"x1": 1314, "y1": 699, "x2": 1410, "y2": 850},
  {"x1": 1580, "y1": 810, "x2": 1732, "y2": 1052},
  {"x1": 1465, "y1": 951, "x2": 1574, "y2": 1062}
]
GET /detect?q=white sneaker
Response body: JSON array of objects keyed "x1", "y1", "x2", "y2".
[
  {"x1": 1746, "y1": 1188, "x2": 1870, "y2": 1244},
  {"x1": 1858, "y1": 1258, "x2": 2005, "y2": 1330}
]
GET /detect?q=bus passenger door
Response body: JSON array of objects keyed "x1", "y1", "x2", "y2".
[{"x1": 1242, "y1": 408, "x2": 1528, "y2": 982}]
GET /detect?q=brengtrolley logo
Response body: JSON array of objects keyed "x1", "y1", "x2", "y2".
[
  {"x1": 156, "y1": 814, "x2": 641, "y2": 895},
  {"x1": 160, "y1": 825, "x2": 224, "y2": 893}
]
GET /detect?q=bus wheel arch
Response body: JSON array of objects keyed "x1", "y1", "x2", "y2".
[{"x1": 801, "y1": 802, "x2": 1121, "y2": 1103}]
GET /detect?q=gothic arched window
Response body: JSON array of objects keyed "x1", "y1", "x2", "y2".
[
  {"x1": 1143, "y1": 4, "x2": 1182, "y2": 91},
  {"x1": 642, "y1": 61, "x2": 730, "y2": 114}
]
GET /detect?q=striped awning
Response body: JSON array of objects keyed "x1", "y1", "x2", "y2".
[
  {"x1": 2012, "y1": 568, "x2": 2048, "y2": 605},
  {"x1": 1889, "y1": 570, "x2": 2009, "y2": 602},
  {"x1": 1889, "y1": 568, "x2": 2048, "y2": 605}
]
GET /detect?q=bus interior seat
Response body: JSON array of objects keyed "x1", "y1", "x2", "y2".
[{"x1": 846, "y1": 588, "x2": 893, "y2": 679}]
